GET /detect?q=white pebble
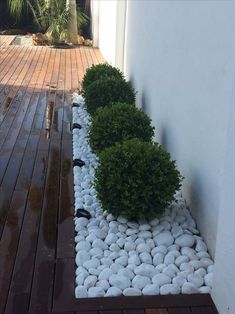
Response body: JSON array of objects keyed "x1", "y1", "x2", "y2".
[
  {"x1": 123, "y1": 288, "x2": 142, "y2": 296},
  {"x1": 160, "y1": 284, "x2": 180, "y2": 295},
  {"x1": 182, "y1": 282, "x2": 199, "y2": 294},
  {"x1": 109, "y1": 274, "x2": 131, "y2": 290},
  {"x1": 154, "y1": 232, "x2": 174, "y2": 247},
  {"x1": 132, "y1": 275, "x2": 151, "y2": 290},
  {"x1": 88, "y1": 287, "x2": 105, "y2": 297},
  {"x1": 175, "y1": 234, "x2": 195, "y2": 247},
  {"x1": 134, "y1": 264, "x2": 157, "y2": 278},
  {"x1": 142, "y1": 284, "x2": 160, "y2": 295},
  {"x1": 75, "y1": 286, "x2": 88, "y2": 298},
  {"x1": 105, "y1": 287, "x2": 122, "y2": 297},
  {"x1": 152, "y1": 273, "x2": 171, "y2": 286},
  {"x1": 204, "y1": 273, "x2": 213, "y2": 288}
]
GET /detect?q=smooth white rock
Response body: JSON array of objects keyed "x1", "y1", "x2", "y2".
[
  {"x1": 160, "y1": 284, "x2": 181, "y2": 295},
  {"x1": 204, "y1": 273, "x2": 213, "y2": 288},
  {"x1": 171, "y1": 226, "x2": 184, "y2": 238},
  {"x1": 109, "y1": 274, "x2": 131, "y2": 290},
  {"x1": 139, "y1": 224, "x2": 151, "y2": 231},
  {"x1": 175, "y1": 234, "x2": 195, "y2": 247},
  {"x1": 163, "y1": 265, "x2": 177, "y2": 278},
  {"x1": 195, "y1": 240, "x2": 207, "y2": 252},
  {"x1": 84, "y1": 275, "x2": 97, "y2": 289},
  {"x1": 118, "y1": 268, "x2": 135, "y2": 280},
  {"x1": 124, "y1": 242, "x2": 136, "y2": 251},
  {"x1": 99, "y1": 268, "x2": 114, "y2": 281},
  {"x1": 153, "y1": 253, "x2": 164, "y2": 266},
  {"x1": 115, "y1": 256, "x2": 128, "y2": 266},
  {"x1": 182, "y1": 282, "x2": 200, "y2": 294},
  {"x1": 110, "y1": 263, "x2": 123, "y2": 273},
  {"x1": 152, "y1": 273, "x2": 171, "y2": 286},
  {"x1": 83, "y1": 258, "x2": 100, "y2": 270},
  {"x1": 128, "y1": 255, "x2": 141, "y2": 266},
  {"x1": 199, "y1": 286, "x2": 211, "y2": 294},
  {"x1": 195, "y1": 268, "x2": 207, "y2": 277},
  {"x1": 118, "y1": 224, "x2": 127, "y2": 233},
  {"x1": 75, "y1": 286, "x2": 88, "y2": 298},
  {"x1": 156, "y1": 264, "x2": 166, "y2": 272},
  {"x1": 126, "y1": 228, "x2": 139, "y2": 236},
  {"x1": 134, "y1": 264, "x2": 157, "y2": 278},
  {"x1": 146, "y1": 239, "x2": 155, "y2": 249},
  {"x1": 90, "y1": 247, "x2": 103, "y2": 258},
  {"x1": 75, "y1": 217, "x2": 89, "y2": 228},
  {"x1": 139, "y1": 252, "x2": 152, "y2": 264},
  {"x1": 152, "y1": 245, "x2": 167, "y2": 256},
  {"x1": 92, "y1": 239, "x2": 108, "y2": 250},
  {"x1": 132, "y1": 275, "x2": 151, "y2": 290},
  {"x1": 88, "y1": 287, "x2": 105, "y2": 297},
  {"x1": 175, "y1": 255, "x2": 189, "y2": 267},
  {"x1": 187, "y1": 273, "x2": 204, "y2": 288},
  {"x1": 164, "y1": 252, "x2": 177, "y2": 265},
  {"x1": 96, "y1": 280, "x2": 110, "y2": 291},
  {"x1": 75, "y1": 250, "x2": 90, "y2": 266},
  {"x1": 136, "y1": 243, "x2": 151, "y2": 253},
  {"x1": 100, "y1": 257, "x2": 112, "y2": 266},
  {"x1": 172, "y1": 276, "x2": 186, "y2": 287},
  {"x1": 168, "y1": 244, "x2": 180, "y2": 252},
  {"x1": 89, "y1": 268, "x2": 100, "y2": 276},
  {"x1": 123, "y1": 288, "x2": 142, "y2": 296},
  {"x1": 117, "y1": 238, "x2": 126, "y2": 248},
  {"x1": 189, "y1": 260, "x2": 202, "y2": 270},
  {"x1": 105, "y1": 233, "x2": 118, "y2": 245},
  {"x1": 110, "y1": 243, "x2": 120, "y2": 252},
  {"x1": 117, "y1": 216, "x2": 128, "y2": 224},
  {"x1": 154, "y1": 232, "x2": 174, "y2": 247},
  {"x1": 138, "y1": 231, "x2": 152, "y2": 239},
  {"x1": 105, "y1": 287, "x2": 122, "y2": 297},
  {"x1": 142, "y1": 284, "x2": 160, "y2": 295},
  {"x1": 200, "y1": 258, "x2": 214, "y2": 268}
]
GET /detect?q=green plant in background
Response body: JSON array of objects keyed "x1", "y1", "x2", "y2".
[
  {"x1": 82, "y1": 63, "x2": 124, "y2": 92},
  {"x1": 8, "y1": 0, "x2": 88, "y2": 44},
  {"x1": 89, "y1": 102, "x2": 155, "y2": 153},
  {"x1": 84, "y1": 77, "x2": 136, "y2": 115},
  {"x1": 95, "y1": 138, "x2": 182, "y2": 221}
]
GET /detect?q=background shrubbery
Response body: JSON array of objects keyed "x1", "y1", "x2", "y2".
[{"x1": 89, "y1": 102, "x2": 155, "y2": 153}]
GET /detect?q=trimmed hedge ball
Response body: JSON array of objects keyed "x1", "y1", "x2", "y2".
[
  {"x1": 84, "y1": 77, "x2": 136, "y2": 115},
  {"x1": 95, "y1": 139, "x2": 182, "y2": 220},
  {"x1": 82, "y1": 63, "x2": 124, "y2": 92},
  {"x1": 89, "y1": 103, "x2": 155, "y2": 153}
]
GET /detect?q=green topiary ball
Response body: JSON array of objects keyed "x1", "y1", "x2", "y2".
[
  {"x1": 89, "y1": 103, "x2": 155, "y2": 153},
  {"x1": 82, "y1": 63, "x2": 124, "y2": 92},
  {"x1": 84, "y1": 77, "x2": 136, "y2": 115},
  {"x1": 95, "y1": 139, "x2": 183, "y2": 220}
]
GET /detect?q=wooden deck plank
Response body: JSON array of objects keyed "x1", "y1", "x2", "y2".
[
  {"x1": 191, "y1": 307, "x2": 217, "y2": 314},
  {"x1": 168, "y1": 307, "x2": 191, "y2": 313},
  {"x1": 146, "y1": 310, "x2": 168, "y2": 314}
]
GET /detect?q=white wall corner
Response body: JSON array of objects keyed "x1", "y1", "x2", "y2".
[{"x1": 90, "y1": 0, "x2": 99, "y2": 47}]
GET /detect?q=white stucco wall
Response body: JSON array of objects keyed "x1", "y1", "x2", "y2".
[
  {"x1": 124, "y1": 1, "x2": 235, "y2": 312},
  {"x1": 97, "y1": 0, "x2": 117, "y2": 65},
  {"x1": 125, "y1": 0, "x2": 235, "y2": 256},
  {"x1": 212, "y1": 100, "x2": 235, "y2": 314}
]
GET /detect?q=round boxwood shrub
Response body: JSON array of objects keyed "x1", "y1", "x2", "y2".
[
  {"x1": 95, "y1": 139, "x2": 182, "y2": 220},
  {"x1": 82, "y1": 63, "x2": 124, "y2": 92},
  {"x1": 89, "y1": 103, "x2": 155, "y2": 153},
  {"x1": 84, "y1": 77, "x2": 136, "y2": 115}
]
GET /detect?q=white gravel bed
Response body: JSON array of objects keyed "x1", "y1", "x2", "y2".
[{"x1": 72, "y1": 93, "x2": 214, "y2": 298}]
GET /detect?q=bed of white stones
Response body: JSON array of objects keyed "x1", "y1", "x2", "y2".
[{"x1": 72, "y1": 93, "x2": 214, "y2": 299}]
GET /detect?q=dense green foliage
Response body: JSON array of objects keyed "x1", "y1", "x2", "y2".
[
  {"x1": 95, "y1": 139, "x2": 182, "y2": 220},
  {"x1": 82, "y1": 63, "x2": 124, "y2": 92},
  {"x1": 84, "y1": 77, "x2": 136, "y2": 115},
  {"x1": 89, "y1": 103, "x2": 155, "y2": 153}
]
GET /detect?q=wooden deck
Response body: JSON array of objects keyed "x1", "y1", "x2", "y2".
[{"x1": 0, "y1": 42, "x2": 218, "y2": 314}]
